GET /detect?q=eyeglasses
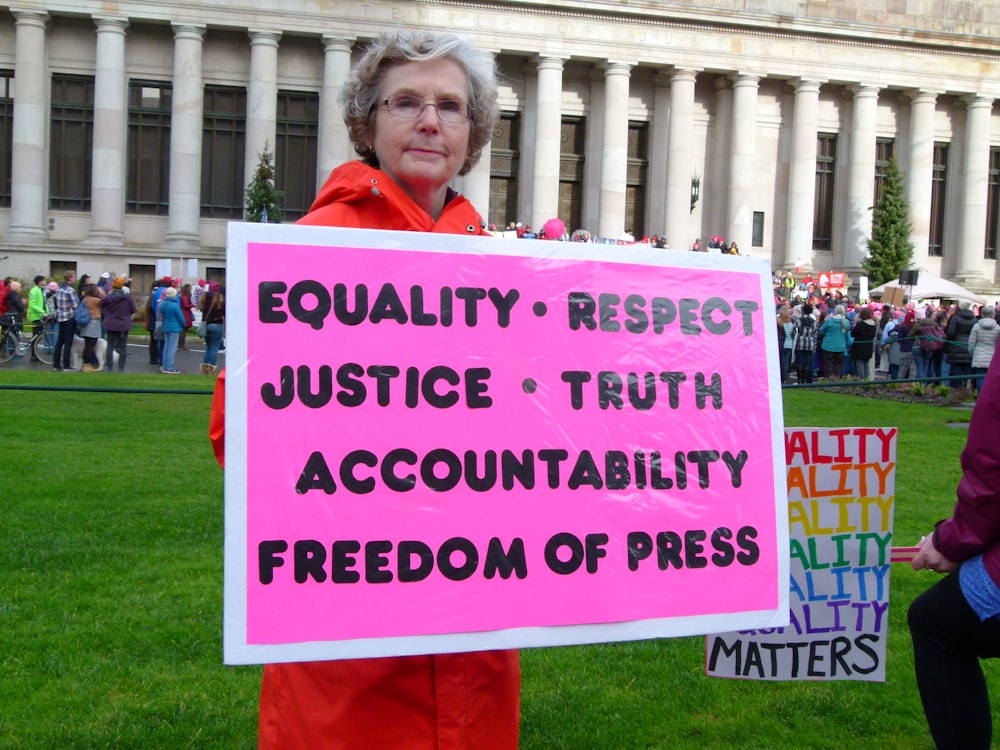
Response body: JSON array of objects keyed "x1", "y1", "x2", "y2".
[{"x1": 380, "y1": 93, "x2": 473, "y2": 124}]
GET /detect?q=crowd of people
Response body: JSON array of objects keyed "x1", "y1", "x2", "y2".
[
  {"x1": 774, "y1": 279, "x2": 999, "y2": 393},
  {"x1": 0, "y1": 272, "x2": 224, "y2": 375}
]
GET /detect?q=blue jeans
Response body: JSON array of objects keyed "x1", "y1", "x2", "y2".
[
  {"x1": 161, "y1": 331, "x2": 180, "y2": 371},
  {"x1": 54, "y1": 319, "x2": 76, "y2": 368},
  {"x1": 972, "y1": 366, "x2": 989, "y2": 393},
  {"x1": 203, "y1": 322, "x2": 224, "y2": 366},
  {"x1": 852, "y1": 358, "x2": 870, "y2": 380},
  {"x1": 949, "y1": 361, "x2": 972, "y2": 389},
  {"x1": 913, "y1": 349, "x2": 929, "y2": 380},
  {"x1": 106, "y1": 331, "x2": 128, "y2": 371},
  {"x1": 780, "y1": 347, "x2": 794, "y2": 382}
]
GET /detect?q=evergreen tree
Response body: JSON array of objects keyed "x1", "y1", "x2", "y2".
[
  {"x1": 244, "y1": 142, "x2": 284, "y2": 223},
  {"x1": 862, "y1": 158, "x2": 913, "y2": 287}
]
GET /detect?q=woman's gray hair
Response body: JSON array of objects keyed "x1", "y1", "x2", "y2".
[
  {"x1": 834, "y1": 304, "x2": 846, "y2": 316},
  {"x1": 958, "y1": 298, "x2": 974, "y2": 310},
  {"x1": 339, "y1": 29, "x2": 500, "y2": 176}
]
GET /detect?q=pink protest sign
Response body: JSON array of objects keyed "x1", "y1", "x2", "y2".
[{"x1": 223, "y1": 223, "x2": 789, "y2": 665}]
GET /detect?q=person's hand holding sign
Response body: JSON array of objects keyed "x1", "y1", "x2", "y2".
[{"x1": 911, "y1": 533, "x2": 958, "y2": 575}]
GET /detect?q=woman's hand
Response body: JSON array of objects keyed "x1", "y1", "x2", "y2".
[{"x1": 911, "y1": 533, "x2": 959, "y2": 574}]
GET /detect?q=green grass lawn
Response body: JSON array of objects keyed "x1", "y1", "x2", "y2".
[{"x1": 0, "y1": 372, "x2": 991, "y2": 749}]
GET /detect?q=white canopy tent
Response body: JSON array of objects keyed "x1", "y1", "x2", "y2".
[{"x1": 869, "y1": 271, "x2": 988, "y2": 305}]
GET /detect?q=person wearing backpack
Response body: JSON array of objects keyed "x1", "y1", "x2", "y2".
[
  {"x1": 913, "y1": 318, "x2": 936, "y2": 381},
  {"x1": 77, "y1": 283, "x2": 104, "y2": 372}
]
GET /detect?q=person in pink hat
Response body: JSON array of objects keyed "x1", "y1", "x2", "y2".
[{"x1": 542, "y1": 217, "x2": 566, "y2": 240}]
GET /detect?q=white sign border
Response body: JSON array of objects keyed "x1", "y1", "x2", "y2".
[{"x1": 222, "y1": 221, "x2": 790, "y2": 665}]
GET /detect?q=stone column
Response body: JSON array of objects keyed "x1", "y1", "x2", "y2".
[
  {"x1": 783, "y1": 79, "x2": 821, "y2": 269},
  {"x1": 88, "y1": 16, "x2": 129, "y2": 245},
  {"x1": 245, "y1": 30, "x2": 281, "y2": 200},
  {"x1": 318, "y1": 35, "x2": 354, "y2": 188},
  {"x1": 905, "y1": 90, "x2": 938, "y2": 272},
  {"x1": 664, "y1": 69, "x2": 697, "y2": 251},
  {"x1": 710, "y1": 76, "x2": 733, "y2": 239},
  {"x1": 8, "y1": 10, "x2": 48, "y2": 241},
  {"x1": 726, "y1": 73, "x2": 760, "y2": 255},
  {"x1": 598, "y1": 61, "x2": 632, "y2": 239},
  {"x1": 843, "y1": 84, "x2": 880, "y2": 273},
  {"x1": 165, "y1": 23, "x2": 205, "y2": 251},
  {"x1": 530, "y1": 56, "x2": 565, "y2": 231},
  {"x1": 461, "y1": 140, "x2": 492, "y2": 223},
  {"x1": 955, "y1": 95, "x2": 994, "y2": 283},
  {"x1": 646, "y1": 71, "x2": 671, "y2": 239}
]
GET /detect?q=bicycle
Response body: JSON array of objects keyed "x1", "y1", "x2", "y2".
[{"x1": 0, "y1": 317, "x2": 55, "y2": 365}]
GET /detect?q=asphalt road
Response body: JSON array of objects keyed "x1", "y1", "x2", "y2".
[{"x1": 2, "y1": 336, "x2": 227, "y2": 375}]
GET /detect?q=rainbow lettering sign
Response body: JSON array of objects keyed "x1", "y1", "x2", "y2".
[
  {"x1": 222, "y1": 223, "x2": 789, "y2": 665},
  {"x1": 706, "y1": 427, "x2": 897, "y2": 681}
]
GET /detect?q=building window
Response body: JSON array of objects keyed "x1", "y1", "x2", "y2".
[
  {"x1": 126, "y1": 81, "x2": 172, "y2": 215},
  {"x1": 275, "y1": 90, "x2": 319, "y2": 221},
  {"x1": 625, "y1": 121, "x2": 648, "y2": 240},
  {"x1": 206, "y1": 266, "x2": 227, "y2": 286},
  {"x1": 0, "y1": 70, "x2": 12, "y2": 207},
  {"x1": 812, "y1": 133, "x2": 837, "y2": 250},
  {"x1": 49, "y1": 260, "x2": 76, "y2": 281},
  {"x1": 128, "y1": 264, "x2": 156, "y2": 298},
  {"x1": 752, "y1": 211, "x2": 765, "y2": 247},
  {"x1": 50, "y1": 74, "x2": 95, "y2": 210},
  {"x1": 986, "y1": 147, "x2": 1000, "y2": 260},
  {"x1": 201, "y1": 85, "x2": 246, "y2": 219},
  {"x1": 489, "y1": 112, "x2": 521, "y2": 229},
  {"x1": 874, "y1": 137, "x2": 896, "y2": 208},
  {"x1": 559, "y1": 117, "x2": 586, "y2": 236},
  {"x1": 929, "y1": 143, "x2": 948, "y2": 258}
]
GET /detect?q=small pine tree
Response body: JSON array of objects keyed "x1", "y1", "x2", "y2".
[
  {"x1": 862, "y1": 158, "x2": 914, "y2": 287},
  {"x1": 244, "y1": 141, "x2": 284, "y2": 223}
]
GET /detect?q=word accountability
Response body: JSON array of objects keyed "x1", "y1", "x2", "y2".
[{"x1": 293, "y1": 446, "x2": 751, "y2": 495}]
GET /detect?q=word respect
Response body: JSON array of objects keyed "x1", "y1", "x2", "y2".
[{"x1": 256, "y1": 281, "x2": 760, "y2": 336}]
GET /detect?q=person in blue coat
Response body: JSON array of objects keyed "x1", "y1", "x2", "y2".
[
  {"x1": 817, "y1": 304, "x2": 852, "y2": 380},
  {"x1": 157, "y1": 286, "x2": 186, "y2": 374}
]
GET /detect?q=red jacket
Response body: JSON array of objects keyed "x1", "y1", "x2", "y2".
[
  {"x1": 213, "y1": 161, "x2": 520, "y2": 750},
  {"x1": 934, "y1": 356, "x2": 1000, "y2": 584},
  {"x1": 296, "y1": 159, "x2": 489, "y2": 236}
]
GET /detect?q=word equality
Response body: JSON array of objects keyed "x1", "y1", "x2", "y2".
[{"x1": 256, "y1": 281, "x2": 761, "y2": 336}]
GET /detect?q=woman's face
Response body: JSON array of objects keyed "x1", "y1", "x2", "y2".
[{"x1": 369, "y1": 58, "x2": 472, "y2": 211}]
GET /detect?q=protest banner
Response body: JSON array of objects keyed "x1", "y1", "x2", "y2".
[
  {"x1": 223, "y1": 223, "x2": 789, "y2": 665},
  {"x1": 706, "y1": 426, "x2": 897, "y2": 681}
]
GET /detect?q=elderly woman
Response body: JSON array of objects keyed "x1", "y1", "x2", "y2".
[
  {"x1": 969, "y1": 305, "x2": 999, "y2": 393},
  {"x1": 211, "y1": 29, "x2": 519, "y2": 749}
]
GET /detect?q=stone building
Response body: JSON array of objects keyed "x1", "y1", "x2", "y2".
[{"x1": 1, "y1": 1, "x2": 999, "y2": 299}]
